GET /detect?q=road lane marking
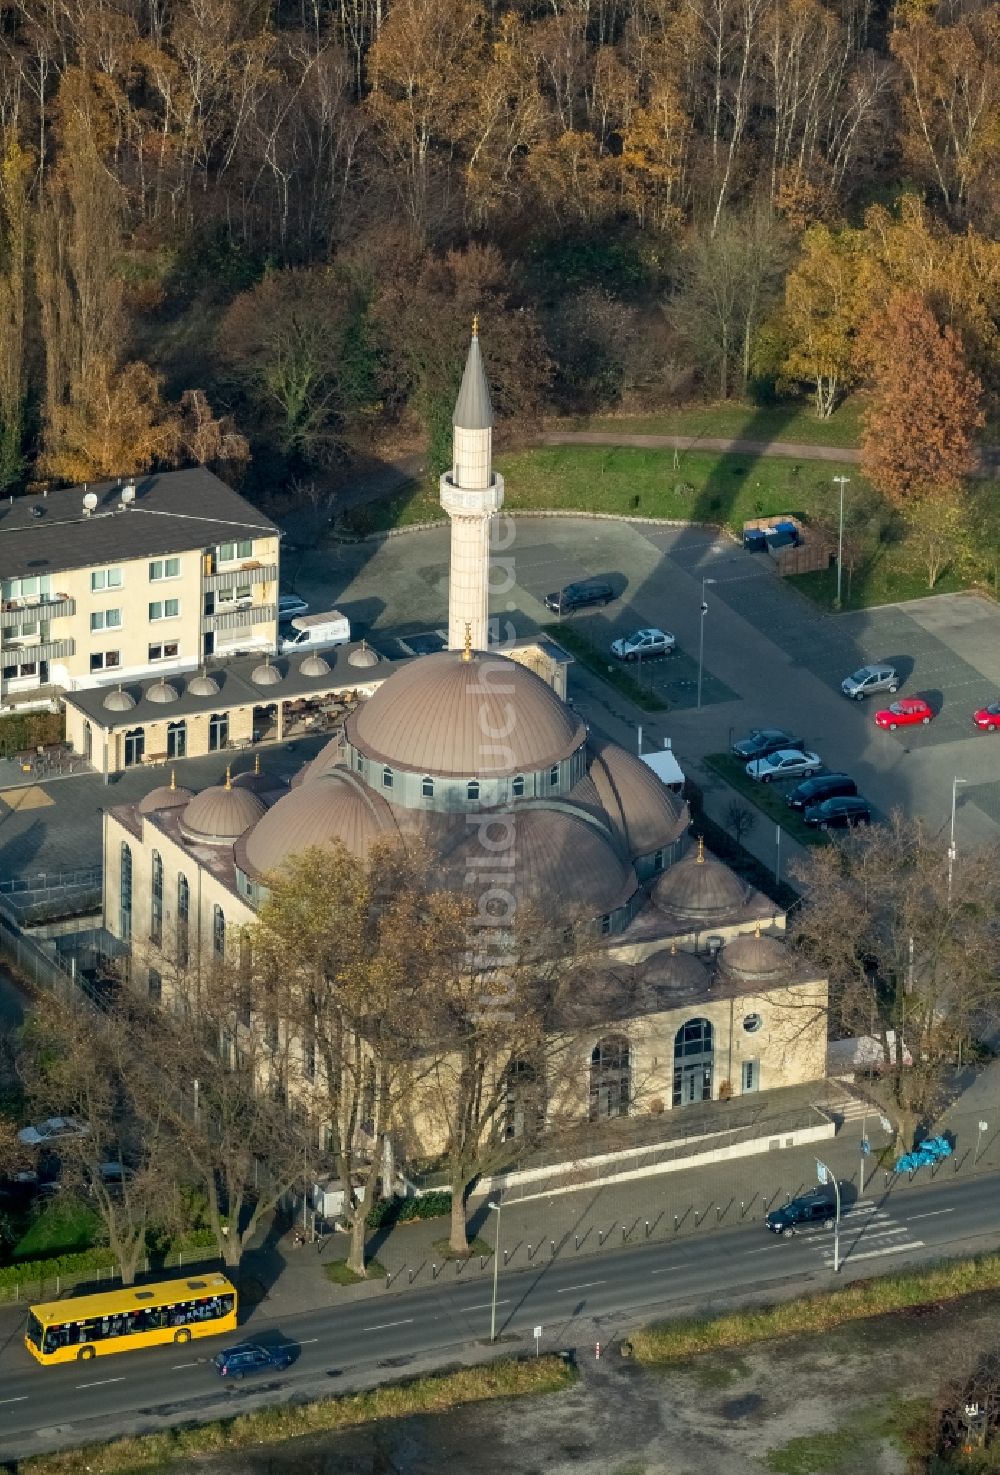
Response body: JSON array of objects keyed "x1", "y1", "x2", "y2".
[
  {"x1": 0, "y1": 1396, "x2": 28, "y2": 1405},
  {"x1": 295, "y1": 1338, "x2": 319, "y2": 1345},
  {"x1": 457, "y1": 1300, "x2": 511, "y2": 1312},
  {"x1": 362, "y1": 1319, "x2": 414, "y2": 1332},
  {"x1": 555, "y1": 1281, "x2": 607, "y2": 1294},
  {"x1": 908, "y1": 1208, "x2": 956, "y2": 1221},
  {"x1": 650, "y1": 1265, "x2": 688, "y2": 1275},
  {"x1": 173, "y1": 1361, "x2": 201, "y2": 1368},
  {"x1": 823, "y1": 1240, "x2": 925, "y2": 1265},
  {"x1": 77, "y1": 1376, "x2": 126, "y2": 1389}
]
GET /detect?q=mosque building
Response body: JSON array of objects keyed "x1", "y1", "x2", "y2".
[{"x1": 101, "y1": 328, "x2": 828, "y2": 1143}]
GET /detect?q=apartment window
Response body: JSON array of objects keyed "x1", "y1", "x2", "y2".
[
  {"x1": 149, "y1": 557, "x2": 180, "y2": 581},
  {"x1": 213, "y1": 904, "x2": 225, "y2": 959},
  {"x1": 217, "y1": 584, "x2": 252, "y2": 605},
  {"x1": 3, "y1": 575, "x2": 49, "y2": 601},
  {"x1": 15, "y1": 620, "x2": 38, "y2": 637},
  {"x1": 119, "y1": 842, "x2": 132, "y2": 943},
  {"x1": 208, "y1": 712, "x2": 228, "y2": 751},
  {"x1": 3, "y1": 660, "x2": 37, "y2": 679},
  {"x1": 216, "y1": 539, "x2": 253, "y2": 563},
  {"x1": 150, "y1": 850, "x2": 163, "y2": 946},
  {"x1": 90, "y1": 650, "x2": 121, "y2": 672},
  {"x1": 148, "y1": 641, "x2": 180, "y2": 662},
  {"x1": 177, "y1": 873, "x2": 189, "y2": 968},
  {"x1": 148, "y1": 598, "x2": 180, "y2": 621},
  {"x1": 91, "y1": 608, "x2": 122, "y2": 632},
  {"x1": 147, "y1": 968, "x2": 162, "y2": 1003},
  {"x1": 91, "y1": 567, "x2": 122, "y2": 593}
]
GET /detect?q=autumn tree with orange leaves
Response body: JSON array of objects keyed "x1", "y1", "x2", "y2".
[{"x1": 859, "y1": 291, "x2": 984, "y2": 507}]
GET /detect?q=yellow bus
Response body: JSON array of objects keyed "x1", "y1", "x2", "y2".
[{"x1": 25, "y1": 1272, "x2": 238, "y2": 1365}]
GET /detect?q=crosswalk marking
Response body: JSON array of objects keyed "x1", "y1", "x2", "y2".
[{"x1": 822, "y1": 1240, "x2": 924, "y2": 1265}]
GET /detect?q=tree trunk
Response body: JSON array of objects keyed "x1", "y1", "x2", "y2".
[{"x1": 449, "y1": 1180, "x2": 469, "y2": 1254}]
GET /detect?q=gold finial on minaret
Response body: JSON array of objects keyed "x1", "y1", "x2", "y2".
[
  {"x1": 670, "y1": 941, "x2": 678, "y2": 955},
  {"x1": 696, "y1": 835, "x2": 705, "y2": 864},
  {"x1": 169, "y1": 769, "x2": 176, "y2": 791},
  {"x1": 463, "y1": 622, "x2": 473, "y2": 662},
  {"x1": 224, "y1": 764, "x2": 232, "y2": 790},
  {"x1": 254, "y1": 751, "x2": 261, "y2": 775},
  {"x1": 471, "y1": 313, "x2": 479, "y2": 338}
]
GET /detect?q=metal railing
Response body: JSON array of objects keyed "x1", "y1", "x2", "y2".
[{"x1": 0, "y1": 868, "x2": 102, "y2": 922}]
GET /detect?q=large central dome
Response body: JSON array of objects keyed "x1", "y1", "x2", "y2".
[{"x1": 346, "y1": 648, "x2": 586, "y2": 778}]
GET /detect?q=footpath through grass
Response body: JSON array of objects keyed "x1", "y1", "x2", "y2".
[
  {"x1": 703, "y1": 753, "x2": 827, "y2": 849},
  {"x1": 630, "y1": 1250, "x2": 1000, "y2": 1365},
  {"x1": 21, "y1": 1356, "x2": 576, "y2": 1475}
]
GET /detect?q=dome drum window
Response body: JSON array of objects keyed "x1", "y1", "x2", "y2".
[
  {"x1": 512, "y1": 775, "x2": 524, "y2": 798},
  {"x1": 421, "y1": 776, "x2": 434, "y2": 798},
  {"x1": 467, "y1": 779, "x2": 480, "y2": 801},
  {"x1": 382, "y1": 765, "x2": 393, "y2": 789}
]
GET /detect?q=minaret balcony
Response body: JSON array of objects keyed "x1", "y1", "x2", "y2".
[{"x1": 440, "y1": 473, "x2": 504, "y2": 515}]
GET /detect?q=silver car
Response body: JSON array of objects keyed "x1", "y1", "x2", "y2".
[
  {"x1": 841, "y1": 664, "x2": 899, "y2": 700},
  {"x1": 746, "y1": 749, "x2": 822, "y2": 783}
]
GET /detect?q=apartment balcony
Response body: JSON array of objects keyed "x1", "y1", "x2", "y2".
[
  {"x1": 202, "y1": 603, "x2": 277, "y2": 635},
  {"x1": 1, "y1": 593, "x2": 75, "y2": 632},
  {"x1": 1, "y1": 638, "x2": 75, "y2": 663},
  {"x1": 203, "y1": 562, "x2": 277, "y2": 593}
]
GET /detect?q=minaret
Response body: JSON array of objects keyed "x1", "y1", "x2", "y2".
[{"x1": 440, "y1": 317, "x2": 505, "y2": 651}]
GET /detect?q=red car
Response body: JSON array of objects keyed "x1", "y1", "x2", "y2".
[
  {"x1": 974, "y1": 702, "x2": 1000, "y2": 732},
  {"x1": 875, "y1": 698, "x2": 934, "y2": 731}
]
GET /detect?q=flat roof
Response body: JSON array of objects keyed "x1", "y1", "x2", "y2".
[
  {"x1": 0, "y1": 468, "x2": 278, "y2": 581},
  {"x1": 66, "y1": 643, "x2": 413, "y2": 732}
]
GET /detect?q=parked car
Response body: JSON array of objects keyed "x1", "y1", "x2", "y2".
[
  {"x1": 610, "y1": 628, "x2": 675, "y2": 661},
  {"x1": 765, "y1": 1187, "x2": 838, "y2": 1235},
  {"x1": 973, "y1": 702, "x2": 1000, "y2": 732},
  {"x1": 841, "y1": 664, "x2": 899, "y2": 700},
  {"x1": 874, "y1": 698, "x2": 934, "y2": 731},
  {"x1": 543, "y1": 581, "x2": 616, "y2": 615},
  {"x1": 277, "y1": 593, "x2": 309, "y2": 619},
  {"x1": 803, "y1": 795, "x2": 872, "y2": 830},
  {"x1": 786, "y1": 773, "x2": 857, "y2": 811},
  {"x1": 214, "y1": 1343, "x2": 292, "y2": 1379},
  {"x1": 732, "y1": 728, "x2": 804, "y2": 761},
  {"x1": 745, "y1": 749, "x2": 822, "y2": 783},
  {"x1": 18, "y1": 1117, "x2": 90, "y2": 1147}
]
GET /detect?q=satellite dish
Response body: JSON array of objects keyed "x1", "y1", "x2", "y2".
[{"x1": 83, "y1": 491, "x2": 98, "y2": 513}]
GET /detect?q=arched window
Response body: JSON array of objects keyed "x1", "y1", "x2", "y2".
[
  {"x1": 239, "y1": 929, "x2": 252, "y2": 977},
  {"x1": 467, "y1": 779, "x2": 480, "y2": 801},
  {"x1": 213, "y1": 903, "x2": 225, "y2": 959},
  {"x1": 422, "y1": 776, "x2": 434, "y2": 798},
  {"x1": 382, "y1": 765, "x2": 393, "y2": 789},
  {"x1": 512, "y1": 775, "x2": 524, "y2": 798},
  {"x1": 147, "y1": 967, "x2": 162, "y2": 1003},
  {"x1": 119, "y1": 842, "x2": 132, "y2": 942},
  {"x1": 150, "y1": 850, "x2": 163, "y2": 947},
  {"x1": 673, "y1": 1018, "x2": 714, "y2": 1107},
  {"x1": 176, "y1": 873, "x2": 189, "y2": 968},
  {"x1": 589, "y1": 1036, "x2": 630, "y2": 1121},
  {"x1": 549, "y1": 764, "x2": 559, "y2": 787},
  {"x1": 503, "y1": 1058, "x2": 541, "y2": 1141}
]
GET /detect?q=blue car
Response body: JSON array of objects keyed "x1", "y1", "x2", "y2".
[{"x1": 214, "y1": 1343, "x2": 292, "y2": 1379}]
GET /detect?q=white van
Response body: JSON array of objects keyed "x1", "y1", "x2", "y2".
[{"x1": 278, "y1": 609, "x2": 351, "y2": 654}]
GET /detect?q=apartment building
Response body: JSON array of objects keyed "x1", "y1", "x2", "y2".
[{"x1": 0, "y1": 468, "x2": 280, "y2": 708}]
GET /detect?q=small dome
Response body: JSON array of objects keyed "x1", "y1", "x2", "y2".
[
  {"x1": 182, "y1": 771, "x2": 266, "y2": 843},
  {"x1": 588, "y1": 742, "x2": 690, "y2": 859},
  {"x1": 639, "y1": 943, "x2": 711, "y2": 992},
  {"x1": 652, "y1": 838, "x2": 747, "y2": 922},
  {"x1": 146, "y1": 679, "x2": 179, "y2": 704},
  {"x1": 139, "y1": 772, "x2": 194, "y2": 815},
  {"x1": 188, "y1": 671, "x2": 220, "y2": 697},
  {"x1": 348, "y1": 641, "x2": 380, "y2": 669},
  {"x1": 231, "y1": 755, "x2": 286, "y2": 797},
  {"x1": 251, "y1": 661, "x2": 282, "y2": 687},
  {"x1": 299, "y1": 653, "x2": 331, "y2": 678},
  {"x1": 347, "y1": 648, "x2": 585, "y2": 778},
  {"x1": 241, "y1": 771, "x2": 398, "y2": 878},
  {"x1": 720, "y1": 928, "x2": 790, "y2": 982},
  {"x1": 103, "y1": 686, "x2": 135, "y2": 712}
]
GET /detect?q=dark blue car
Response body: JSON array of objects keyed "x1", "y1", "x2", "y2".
[{"x1": 214, "y1": 1343, "x2": 292, "y2": 1379}]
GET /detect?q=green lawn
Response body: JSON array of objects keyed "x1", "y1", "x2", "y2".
[
  {"x1": 14, "y1": 1199, "x2": 102, "y2": 1260},
  {"x1": 787, "y1": 558, "x2": 974, "y2": 612},
  {"x1": 582, "y1": 396, "x2": 867, "y2": 449},
  {"x1": 703, "y1": 754, "x2": 827, "y2": 849}
]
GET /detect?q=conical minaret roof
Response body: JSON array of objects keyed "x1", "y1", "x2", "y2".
[{"x1": 453, "y1": 318, "x2": 493, "y2": 430}]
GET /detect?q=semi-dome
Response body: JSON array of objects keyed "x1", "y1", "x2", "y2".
[
  {"x1": 720, "y1": 927, "x2": 790, "y2": 982},
  {"x1": 181, "y1": 770, "x2": 266, "y2": 843},
  {"x1": 251, "y1": 662, "x2": 282, "y2": 687},
  {"x1": 297, "y1": 731, "x2": 347, "y2": 786},
  {"x1": 299, "y1": 653, "x2": 330, "y2": 677},
  {"x1": 443, "y1": 803, "x2": 636, "y2": 920},
  {"x1": 146, "y1": 679, "x2": 179, "y2": 704},
  {"x1": 588, "y1": 742, "x2": 690, "y2": 859},
  {"x1": 187, "y1": 671, "x2": 220, "y2": 697},
  {"x1": 103, "y1": 686, "x2": 135, "y2": 712},
  {"x1": 348, "y1": 640, "x2": 380, "y2": 668},
  {"x1": 652, "y1": 838, "x2": 747, "y2": 922},
  {"x1": 638, "y1": 942, "x2": 711, "y2": 992},
  {"x1": 139, "y1": 771, "x2": 194, "y2": 815},
  {"x1": 241, "y1": 771, "x2": 398, "y2": 878},
  {"x1": 346, "y1": 648, "x2": 586, "y2": 778}
]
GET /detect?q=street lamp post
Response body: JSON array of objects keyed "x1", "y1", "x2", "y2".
[
  {"x1": 489, "y1": 1201, "x2": 501, "y2": 1343},
  {"x1": 816, "y1": 1158, "x2": 841, "y2": 1273},
  {"x1": 948, "y1": 775, "x2": 967, "y2": 903},
  {"x1": 833, "y1": 476, "x2": 850, "y2": 609},
  {"x1": 974, "y1": 1119, "x2": 988, "y2": 1167},
  {"x1": 696, "y1": 577, "x2": 716, "y2": 711}
]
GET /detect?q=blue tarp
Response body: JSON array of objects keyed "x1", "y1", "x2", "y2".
[{"x1": 895, "y1": 1136, "x2": 952, "y2": 1174}]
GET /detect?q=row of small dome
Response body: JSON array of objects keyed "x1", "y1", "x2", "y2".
[
  {"x1": 635, "y1": 928, "x2": 792, "y2": 988},
  {"x1": 102, "y1": 643, "x2": 381, "y2": 711}
]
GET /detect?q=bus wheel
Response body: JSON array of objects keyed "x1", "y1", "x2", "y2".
[
  {"x1": 174, "y1": 1328, "x2": 192, "y2": 1344},
  {"x1": 77, "y1": 1345, "x2": 96, "y2": 1361}
]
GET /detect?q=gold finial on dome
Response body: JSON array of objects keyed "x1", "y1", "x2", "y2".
[
  {"x1": 670, "y1": 941, "x2": 678, "y2": 955},
  {"x1": 463, "y1": 622, "x2": 473, "y2": 662},
  {"x1": 754, "y1": 920, "x2": 762, "y2": 938},
  {"x1": 224, "y1": 764, "x2": 232, "y2": 790},
  {"x1": 472, "y1": 313, "x2": 479, "y2": 338},
  {"x1": 695, "y1": 835, "x2": 705, "y2": 864},
  {"x1": 169, "y1": 769, "x2": 176, "y2": 791}
]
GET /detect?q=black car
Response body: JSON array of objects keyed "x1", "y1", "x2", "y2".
[
  {"x1": 731, "y1": 728, "x2": 804, "y2": 761},
  {"x1": 214, "y1": 1342, "x2": 292, "y2": 1379},
  {"x1": 803, "y1": 795, "x2": 872, "y2": 830},
  {"x1": 786, "y1": 773, "x2": 858, "y2": 811},
  {"x1": 543, "y1": 581, "x2": 616, "y2": 615},
  {"x1": 765, "y1": 1187, "x2": 838, "y2": 1235}
]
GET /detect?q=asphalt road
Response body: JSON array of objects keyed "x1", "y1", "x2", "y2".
[{"x1": 1, "y1": 1169, "x2": 998, "y2": 1461}]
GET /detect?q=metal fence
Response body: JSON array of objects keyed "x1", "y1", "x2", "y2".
[
  {"x1": 0, "y1": 901, "x2": 80, "y2": 1003},
  {"x1": 0, "y1": 1249, "x2": 224, "y2": 1305},
  {"x1": 0, "y1": 868, "x2": 102, "y2": 923}
]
